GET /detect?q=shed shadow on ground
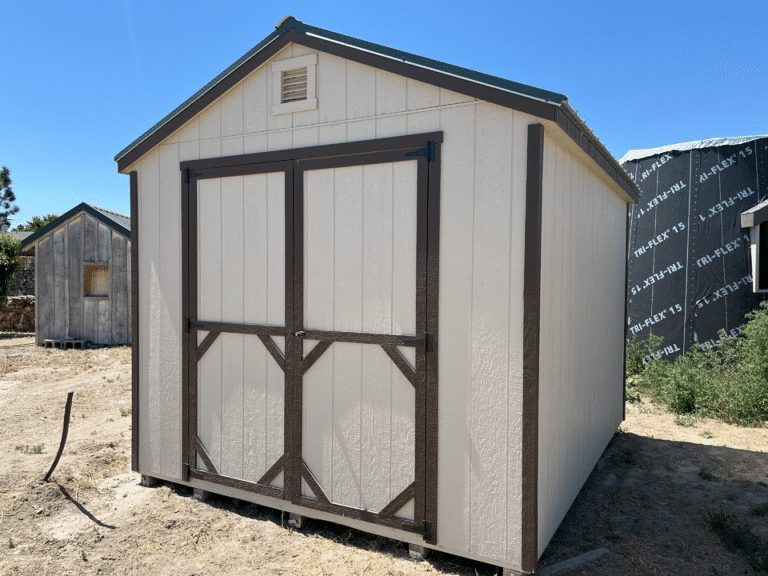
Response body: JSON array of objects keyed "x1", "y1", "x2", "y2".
[{"x1": 538, "y1": 432, "x2": 768, "y2": 576}]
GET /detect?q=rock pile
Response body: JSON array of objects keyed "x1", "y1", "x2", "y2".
[{"x1": 0, "y1": 296, "x2": 35, "y2": 332}]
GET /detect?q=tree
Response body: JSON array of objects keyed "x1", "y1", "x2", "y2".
[
  {"x1": 0, "y1": 167, "x2": 20, "y2": 230},
  {"x1": 0, "y1": 232, "x2": 22, "y2": 309},
  {"x1": 13, "y1": 214, "x2": 58, "y2": 232}
]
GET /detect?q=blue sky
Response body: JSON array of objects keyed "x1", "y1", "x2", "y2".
[{"x1": 2, "y1": 0, "x2": 766, "y2": 229}]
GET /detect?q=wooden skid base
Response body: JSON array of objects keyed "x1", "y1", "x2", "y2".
[
  {"x1": 140, "y1": 474, "x2": 162, "y2": 487},
  {"x1": 193, "y1": 488, "x2": 211, "y2": 501},
  {"x1": 409, "y1": 544, "x2": 429, "y2": 560},
  {"x1": 288, "y1": 513, "x2": 303, "y2": 529}
]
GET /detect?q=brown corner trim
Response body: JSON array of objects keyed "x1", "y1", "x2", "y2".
[
  {"x1": 130, "y1": 170, "x2": 139, "y2": 473},
  {"x1": 522, "y1": 123, "x2": 544, "y2": 572}
]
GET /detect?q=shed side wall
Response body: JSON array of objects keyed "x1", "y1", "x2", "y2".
[
  {"x1": 129, "y1": 42, "x2": 619, "y2": 571},
  {"x1": 537, "y1": 133, "x2": 626, "y2": 555}
]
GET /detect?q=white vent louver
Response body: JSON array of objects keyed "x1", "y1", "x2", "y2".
[
  {"x1": 281, "y1": 67, "x2": 308, "y2": 103},
  {"x1": 272, "y1": 54, "x2": 317, "y2": 115}
]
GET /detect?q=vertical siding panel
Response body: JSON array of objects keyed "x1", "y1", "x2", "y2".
[
  {"x1": 220, "y1": 176, "x2": 245, "y2": 479},
  {"x1": 267, "y1": 131, "x2": 292, "y2": 151},
  {"x1": 83, "y1": 216, "x2": 96, "y2": 261},
  {"x1": 98, "y1": 223, "x2": 111, "y2": 262},
  {"x1": 243, "y1": 174, "x2": 269, "y2": 482},
  {"x1": 127, "y1": 238, "x2": 131, "y2": 344},
  {"x1": 347, "y1": 119, "x2": 376, "y2": 144},
  {"x1": 360, "y1": 163, "x2": 393, "y2": 513},
  {"x1": 318, "y1": 124, "x2": 347, "y2": 146},
  {"x1": 346, "y1": 61, "x2": 376, "y2": 120},
  {"x1": 221, "y1": 84, "x2": 244, "y2": 137},
  {"x1": 436, "y1": 104, "x2": 475, "y2": 553},
  {"x1": 111, "y1": 235, "x2": 128, "y2": 343},
  {"x1": 200, "y1": 138, "x2": 222, "y2": 160},
  {"x1": 376, "y1": 70, "x2": 406, "y2": 116},
  {"x1": 391, "y1": 161, "x2": 417, "y2": 512},
  {"x1": 222, "y1": 137, "x2": 244, "y2": 157},
  {"x1": 198, "y1": 178, "x2": 223, "y2": 472},
  {"x1": 440, "y1": 89, "x2": 474, "y2": 106},
  {"x1": 158, "y1": 143, "x2": 182, "y2": 478},
  {"x1": 469, "y1": 103, "x2": 512, "y2": 560},
  {"x1": 406, "y1": 79, "x2": 440, "y2": 111},
  {"x1": 139, "y1": 151, "x2": 161, "y2": 473},
  {"x1": 68, "y1": 216, "x2": 83, "y2": 340},
  {"x1": 199, "y1": 101, "x2": 222, "y2": 141},
  {"x1": 265, "y1": 172, "x2": 286, "y2": 475},
  {"x1": 98, "y1": 299, "x2": 109, "y2": 345},
  {"x1": 53, "y1": 228, "x2": 66, "y2": 340},
  {"x1": 317, "y1": 53, "x2": 347, "y2": 125},
  {"x1": 38, "y1": 237, "x2": 53, "y2": 342},
  {"x1": 332, "y1": 166, "x2": 364, "y2": 509},
  {"x1": 406, "y1": 110, "x2": 440, "y2": 136},
  {"x1": 293, "y1": 127, "x2": 319, "y2": 149},
  {"x1": 83, "y1": 301, "x2": 98, "y2": 344},
  {"x1": 375, "y1": 115, "x2": 407, "y2": 140},
  {"x1": 243, "y1": 68, "x2": 268, "y2": 135},
  {"x1": 506, "y1": 113, "x2": 527, "y2": 561},
  {"x1": 244, "y1": 133, "x2": 268, "y2": 155},
  {"x1": 303, "y1": 168, "x2": 336, "y2": 498},
  {"x1": 177, "y1": 117, "x2": 200, "y2": 143}
]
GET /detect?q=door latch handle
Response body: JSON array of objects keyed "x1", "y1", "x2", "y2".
[{"x1": 294, "y1": 330, "x2": 307, "y2": 337}]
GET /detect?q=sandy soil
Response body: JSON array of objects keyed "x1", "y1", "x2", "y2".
[{"x1": 0, "y1": 335, "x2": 766, "y2": 575}]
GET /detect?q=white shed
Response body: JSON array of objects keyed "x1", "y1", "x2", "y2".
[
  {"x1": 21, "y1": 203, "x2": 132, "y2": 347},
  {"x1": 115, "y1": 17, "x2": 639, "y2": 574}
]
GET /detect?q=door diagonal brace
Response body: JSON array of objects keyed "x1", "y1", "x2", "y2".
[
  {"x1": 195, "y1": 436, "x2": 219, "y2": 475},
  {"x1": 196, "y1": 331, "x2": 221, "y2": 362},
  {"x1": 381, "y1": 345, "x2": 416, "y2": 387},
  {"x1": 257, "y1": 454, "x2": 286, "y2": 486},
  {"x1": 300, "y1": 460, "x2": 330, "y2": 504},
  {"x1": 301, "y1": 341, "x2": 332, "y2": 375},
  {"x1": 379, "y1": 481, "x2": 415, "y2": 518},
  {"x1": 258, "y1": 335, "x2": 286, "y2": 371}
]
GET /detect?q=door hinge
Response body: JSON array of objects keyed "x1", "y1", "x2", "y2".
[
  {"x1": 424, "y1": 332, "x2": 434, "y2": 353},
  {"x1": 182, "y1": 167, "x2": 203, "y2": 184},
  {"x1": 403, "y1": 332, "x2": 434, "y2": 352},
  {"x1": 183, "y1": 462, "x2": 190, "y2": 481},
  {"x1": 405, "y1": 141, "x2": 436, "y2": 163},
  {"x1": 184, "y1": 317, "x2": 192, "y2": 333},
  {"x1": 423, "y1": 520, "x2": 433, "y2": 541}
]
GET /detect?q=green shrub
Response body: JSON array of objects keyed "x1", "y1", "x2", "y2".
[
  {"x1": 631, "y1": 302, "x2": 768, "y2": 426},
  {"x1": 625, "y1": 332, "x2": 664, "y2": 376},
  {"x1": 0, "y1": 232, "x2": 22, "y2": 308}
]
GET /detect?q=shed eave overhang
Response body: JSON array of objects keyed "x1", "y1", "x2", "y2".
[{"x1": 114, "y1": 17, "x2": 639, "y2": 201}]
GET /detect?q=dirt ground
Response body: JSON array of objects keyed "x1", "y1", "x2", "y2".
[{"x1": 0, "y1": 335, "x2": 766, "y2": 576}]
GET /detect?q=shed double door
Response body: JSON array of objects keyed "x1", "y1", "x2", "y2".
[{"x1": 182, "y1": 135, "x2": 440, "y2": 540}]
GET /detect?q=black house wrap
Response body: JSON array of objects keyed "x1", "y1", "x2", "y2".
[{"x1": 622, "y1": 135, "x2": 768, "y2": 360}]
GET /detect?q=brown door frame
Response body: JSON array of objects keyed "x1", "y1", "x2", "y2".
[{"x1": 181, "y1": 132, "x2": 441, "y2": 542}]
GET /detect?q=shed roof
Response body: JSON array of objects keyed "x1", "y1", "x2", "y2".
[
  {"x1": 115, "y1": 16, "x2": 639, "y2": 202},
  {"x1": 21, "y1": 202, "x2": 130, "y2": 250}
]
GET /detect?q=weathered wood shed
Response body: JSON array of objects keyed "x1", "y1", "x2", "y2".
[
  {"x1": 21, "y1": 203, "x2": 131, "y2": 346},
  {"x1": 115, "y1": 17, "x2": 639, "y2": 574}
]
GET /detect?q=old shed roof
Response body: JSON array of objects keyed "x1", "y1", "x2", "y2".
[
  {"x1": 21, "y1": 203, "x2": 130, "y2": 250},
  {"x1": 115, "y1": 16, "x2": 639, "y2": 201}
]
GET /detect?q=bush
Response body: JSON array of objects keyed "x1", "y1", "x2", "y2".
[
  {"x1": 0, "y1": 232, "x2": 22, "y2": 308},
  {"x1": 629, "y1": 302, "x2": 768, "y2": 426},
  {"x1": 625, "y1": 332, "x2": 664, "y2": 376}
]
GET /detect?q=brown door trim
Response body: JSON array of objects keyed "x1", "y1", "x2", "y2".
[{"x1": 181, "y1": 132, "x2": 441, "y2": 540}]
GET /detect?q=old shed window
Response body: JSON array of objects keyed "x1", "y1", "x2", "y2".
[
  {"x1": 272, "y1": 53, "x2": 317, "y2": 115},
  {"x1": 84, "y1": 263, "x2": 109, "y2": 297}
]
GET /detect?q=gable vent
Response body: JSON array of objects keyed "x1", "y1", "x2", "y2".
[{"x1": 281, "y1": 68, "x2": 308, "y2": 103}]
